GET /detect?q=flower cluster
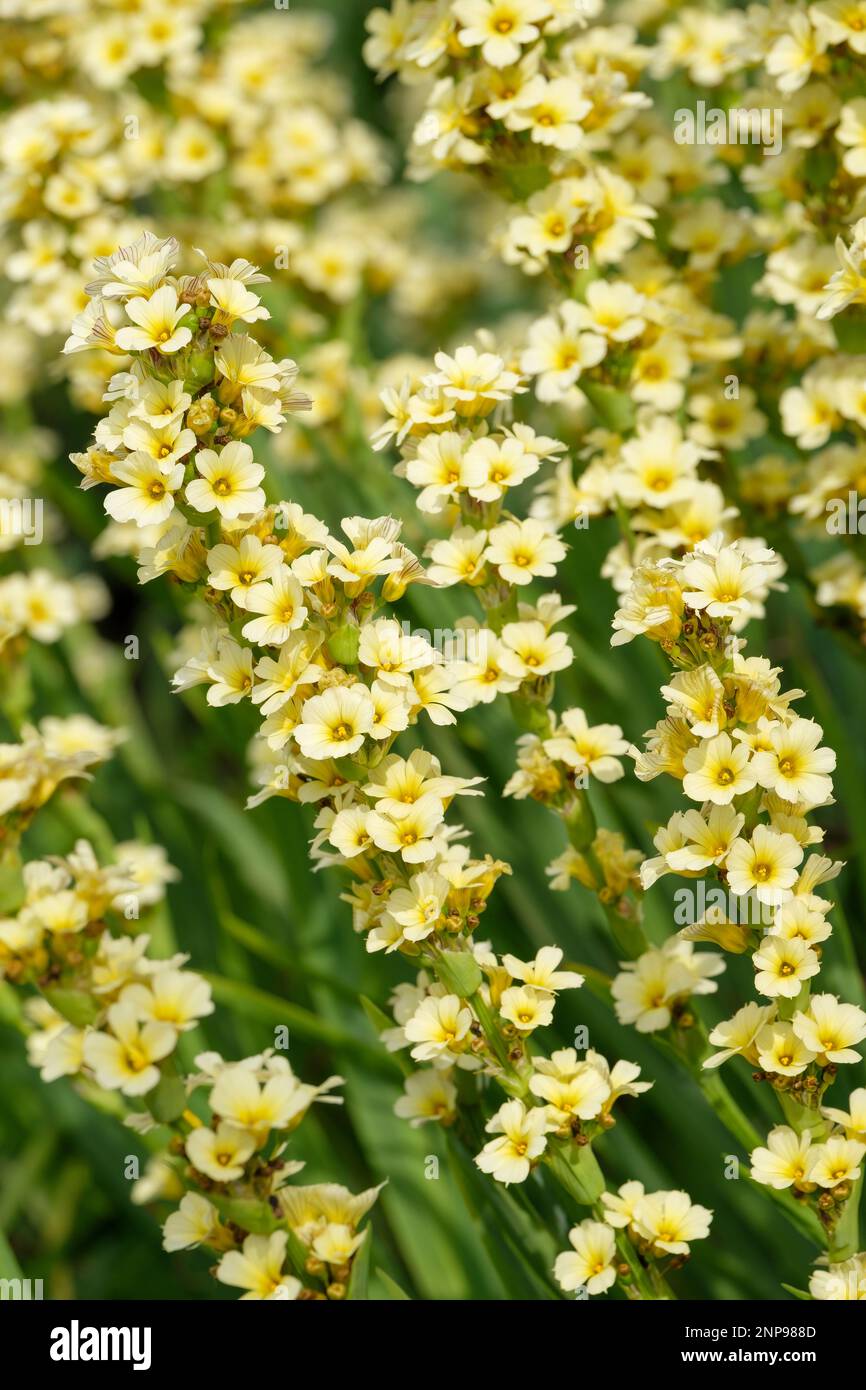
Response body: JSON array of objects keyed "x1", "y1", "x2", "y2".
[
  {"x1": 645, "y1": 4, "x2": 866, "y2": 647},
  {"x1": 0, "y1": 703, "x2": 375, "y2": 1301},
  {"x1": 8, "y1": 0, "x2": 860, "y2": 1307},
  {"x1": 365, "y1": 0, "x2": 781, "y2": 614},
  {"x1": 4, "y1": 815, "x2": 193, "y2": 1101},
  {"x1": 615, "y1": 533, "x2": 866, "y2": 1279},
  {"x1": 554, "y1": 1183, "x2": 713, "y2": 1297},
  {"x1": 67, "y1": 237, "x2": 710, "y2": 1299},
  {"x1": 375, "y1": 346, "x2": 649, "y2": 924},
  {"x1": 159, "y1": 1049, "x2": 366, "y2": 1302},
  {"x1": 0, "y1": 715, "x2": 121, "y2": 842}
]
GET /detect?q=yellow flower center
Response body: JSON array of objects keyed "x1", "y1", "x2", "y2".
[
  {"x1": 125, "y1": 1044, "x2": 149, "y2": 1072},
  {"x1": 213, "y1": 477, "x2": 232, "y2": 496}
]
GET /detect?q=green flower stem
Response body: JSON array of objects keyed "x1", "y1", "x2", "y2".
[
  {"x1": 545, "y1": 1135, "x2": 605, "y2": 1205},
  {"x1": 547, "y1": 1142, "x2": 674, "y2": 1298},
  {"x1": 563, "y1": 793, "x2": 649, "y2": 956},
  {"x1": 828, "y1": 1174, "x2": 862, "y2": 1263},
  {"x1": 698, "y1": 1067, "x2": 762, "y2": 1151},
  {"x1": 579, "y1": 379, "x2": 636, "y2": 433},
  {"x1": 699, "y1": 1066, "x2": 825, "y2": 1247},
  {"x1": 775, "y1": 1087, "x2": 825, "y2": 1137},
  {"x1": 598, "y1": 894, "x2": 648, "y2": 959}
]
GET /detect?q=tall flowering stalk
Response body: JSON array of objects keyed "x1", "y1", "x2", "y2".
[
  {"x1": 649, "y1": 4, "x2": 866, "y2": 654},
  {"x1": 611, "y1": 537, "x2": 866, "y2": 1297},
  {"x1": 0, "y1": 645, "x2": 379, "y2": 1302},
  {"x1": 362, "y1": 2, "x2": 866, "y2": 1297},
  {"x1": 61, "y1": 233, "x2": 725, "y2": 1299},
  {"x1": 361, "y1": 0, "x2": 790, "y2": 950},
  {"x1": 362, "y1": 0, "x2": 866, "y2": 679},
  {"x1": 372, "y1": 341, "x2": 650, "y2": 955}
]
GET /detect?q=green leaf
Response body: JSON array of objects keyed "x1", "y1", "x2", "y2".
[
  {"x1": 567, "y1": 962, "x2": 613, "y2": 1004},
  {"x1": 41, "y1": 987, "x2": 102, "y2": 1029},
  {"x1": 446, "y1": 1133, "x2": 561, "y2": 1299},
  {"x1": 374, "y1": 1267, "x2": 411, "y2": 1300},
  {"x1": 742, "y1": 1171, "x2": 825, "y2": 1246},
  {"x1": 579, "y1": 379, "x2": 636, "y2": 432},
  {"x1": 326, "y1": 623, "x2": 360, "y2": 665},
  {"x1": 833, "y1": 312, "x2": 866, "y2": 353},
  {"x1": 0, "y1": 860, "x2": 23, "y2": 914},
  {"x1": 346, "y1": 1227, "x2": 371, "y2": 1300},
  {"x1": 284, "y1": 1226, "x2": 311, "y2": 1280},
  {"x1": 208, "y1": 1195, "x2": 282, "y2": 1236},
  {"x1": 0, "y1": 982, "x2": 25, "y2": 1032},
  {"x1": 219, "y1": 912, "x2": 356, "y2": 999},
  {"x1": 172, "y1": 782, "x2": 290, "y2": 911},
  {"x1": 781, "y1": 1284, "x2": 813, "y2": 1301},
  {"x1": 146, "y1": 1074, "x2": 187, "y2": 1125},
  {"x1": 435, "y1": 950, "x2": 482, "y2": 999},
  {"x1": 359, "y1": 995, "x2": 412, "y2": 1076},
  {"x1": 205, "y1": 975, "x2": 397, "y2": 1071},
  {"x1": 359, "y1": 994, "x2": 392, "y2": 1035},
  {"x1": 0, "y1": 1229, "x2": 23, "y2": 1281},
  {"x1": 545, "y1": 1138, "x2": 606, "y2": 1206}
]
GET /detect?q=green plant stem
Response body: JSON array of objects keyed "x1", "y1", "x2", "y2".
[{"x1": 828, "y1": 1175, "x2": 862, "y2": 1263}]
